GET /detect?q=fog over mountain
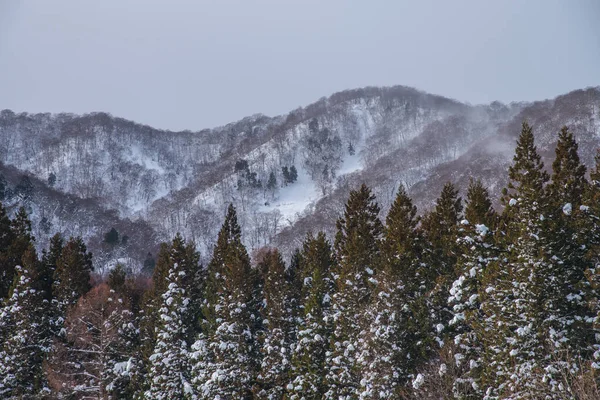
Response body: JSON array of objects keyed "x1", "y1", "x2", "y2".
[{"x1": 1, "y1": 85, "x2": 598, "y2": 270}]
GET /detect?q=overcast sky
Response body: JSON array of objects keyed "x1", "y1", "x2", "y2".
[{"x1": 0, "y1": 1, "x2": 598, "y2": 131}]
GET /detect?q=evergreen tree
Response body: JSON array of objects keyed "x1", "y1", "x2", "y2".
[
  {"x1": 544, "y1": 126, "x2": 593, "y2": 363},
  {"x1": 289, "y1": 165, "x2": 298, "y2": 183},
  {"x1": 482, "y1": 122, "x2": 551, "y2": 397},
  {"x1": 420, "y1": 182, "x2": 463, "y2": 342},
  {"x1": 325, "y1": 184, "x2": 383, "y2": 399},
  {"x1": 52, "y1": 237, "x2": 93, "y2": 335},
  {"x1": 288, "y1": 232, "x2": 334, "y2": 399},
  {"x1": 197, "y1": 204, "x2": 261, "y2": 399},
  {"x1": 137, "y1": 235, "x2": 203, "y2": 397},
  {"x1": 39, "y1": 233, "x2": 63, "y2": 302},
  {"x1": 447, "y1": 179, "x2": 498, "y2": 399},
  {"x1": 255, "y1": 249, "x2": 294, "y2": 399},
  {"x1": 0, "y1": 246, "x2": 46, "y2": 398},
  {"x1": 0, "y1": 203, "x2": 16, "y2": 299},
  {"x1": 267, "y1": 171, "x2": 277, "y2": 192},
  {"x1": 145, "y1": 262, "x2": 193, "y2": 399},
  {"x1": 359, "y1": 185, "x2": 427, "y2": 398}
]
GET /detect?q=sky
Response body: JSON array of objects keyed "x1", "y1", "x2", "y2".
[{"x1": 0, "y1": 1, "x2": 599, "y2": 131}]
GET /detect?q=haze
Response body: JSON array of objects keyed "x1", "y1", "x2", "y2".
[{"x1": 0, "y1": 0, "x2": 598, "y2": 131}]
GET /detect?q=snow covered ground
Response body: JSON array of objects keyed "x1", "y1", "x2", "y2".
[{"x1": 260, "y1": 166, "x2": 319, "y2": 224}]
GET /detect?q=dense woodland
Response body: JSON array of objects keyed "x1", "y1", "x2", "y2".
[{"x1": 2, "y1": 122, "x2": 600, "y2": 399}]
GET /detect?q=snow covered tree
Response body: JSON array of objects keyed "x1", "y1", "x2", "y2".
[
  {"x1": 420, "y1": 182, "x2": 463, "y2": 343},
  {"x1": 0, "y1": 202, "x2": 15, "y2": 300},
  {"x1": 447, "y1": 179, "x2": 498, "y2": 399},
  {"x1": 255, "y1": 249, "x2": 294, "y2": 399},
  {"x1": 481, "y1": 121, "x2": 551, "y2": 398},
  {"x1": 358, "y1": 185, "x2": 426, "y2": 398},
  {"x1": 52, "y1": 236, "x2": 93, "y2": 319},
  {"x1": 145, "y1": 261, "x2": 193, "y2": 399},
  {"x1": 0, "y1": 246, "x2": 46, "y2": 398},
  {"x1": 137, "y1": 234, "x2": 202, "y2": 397},
  {"x1": 543, "y1": 126, "x2": 594, "y2": 363},
  {"x1": 325, "y1": 184, "x2": 383, "y2": 399},
  {"x1": 287, "y1": 232, "x2": 335, "y2": 399},
  {"x1": 198, "y1": 204, "x2": 261, "y2": 399},
  {"x1": 46, "y1": 283, "x2": 138, "y2": 399}
]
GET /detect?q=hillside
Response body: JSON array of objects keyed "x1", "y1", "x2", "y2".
[{"x1": 1, "y1": 85, "x2": 599, "y2": 268}]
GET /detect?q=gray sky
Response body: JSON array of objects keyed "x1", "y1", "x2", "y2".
[{"x1": 0, "y1": 0, "x2": 599, "y2": 131}]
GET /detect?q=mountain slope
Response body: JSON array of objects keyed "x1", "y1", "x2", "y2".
[{"x1": 1, "y1": 85, "x2": 598, "y2": 266}]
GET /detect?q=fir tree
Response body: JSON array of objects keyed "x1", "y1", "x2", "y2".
[
  {"x1": 447, "y1": 179, "x2": 498, "y2": 399},
  {"x1": 325, "y1": 184, "x2": 383, "y2": 399},
  {"x1": 0, "y1": 203, "x2": 16, "y2": 299},
  {"x1": 544, "y1": 126, "x2": 593, "y2": 363},
  {"x1": 255, "y1": 249, "x2": 294, "y2": 399},
  {"x1": 197, "y1": 204, "x2": 261, "y2": 399},
  {"x1": 52, "y1": 236, "x2": 93, "y2": 319},
  {"x1": 39, "y1": 233, "x2": 63, "y2": 302},
  {"x1": 0, "y1": 246, "x2": 46, "y2": 398},
  {"x1": 483, "y1": 121, "x2": 551, "y2": 397},
  {"x1": 145, "y1": 262, "x2": 193, "y2": 399},
  {"x1": 420, "y1": 182, "x2": 463, "y2": 343},
  {"x1": 288, "y1": 232, "x2": 335, "y2": 399},
  {"x1": 359, "y1": 185, "x2": 428, "y2": 398}
]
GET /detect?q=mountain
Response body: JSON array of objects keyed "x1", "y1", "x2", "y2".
[{"x1": 1, "y1": 85, "x2": 599, "y2": 270}]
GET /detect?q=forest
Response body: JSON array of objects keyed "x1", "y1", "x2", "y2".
[{"x1": 1, "y1": 121, "x2": 600, "y2": 399}]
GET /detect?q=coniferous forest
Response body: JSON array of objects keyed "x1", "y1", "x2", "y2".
[{"x1": 2, "y1": 122, "x2": 600, "y2": 399}]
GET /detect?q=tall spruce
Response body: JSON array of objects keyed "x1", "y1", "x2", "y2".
[
  {"x1": 0, "y1": 204, "x2": 17, "y2": 299},
  {"x1": 145, "y1": 261, "x2": 193, "y2": 399},
  {"x1": 544, "y1": 127, "x2": 593, "y2": 362},
  {"x1": 288, "y1": 232, "x2": 335, "y2": 399},
  {"x1": 0, "y1": 246, "x2": 46, "y2": 398},
  {"x1": 255, "y1": 249, "x2": 294, "y2": 399},
  {"x1": 325, "y1": 184, "x2": 383, "y2": 399},
  {"x1": 196, "y1": 204, "x2": 261, "y2": 399},
  {"x1": 447, "y1": 179, "x2": 498, "y2": 399},
  {"x1": 420, "y1": 182, "x2": 463, "y2": 343},
  {"x1": 483, "y1": 121, "x2": 551, "y2": 397},
  {"x1": 359, "y1": 185, "x2": 427, "y2": 398}
]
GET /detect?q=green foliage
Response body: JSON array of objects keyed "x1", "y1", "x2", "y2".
[{"x1": 104, "y1": 227, "x2": 120, "y2": 245}]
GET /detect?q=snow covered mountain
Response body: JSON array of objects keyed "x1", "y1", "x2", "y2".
[{"x1": 1, "y1": 85, "x2": 599, "y2": 269}]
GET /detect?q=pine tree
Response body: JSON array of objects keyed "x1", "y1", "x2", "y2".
[
  {"x1": 52, "y1": 236, "x2": 93, "y2": 321},
  {"x1": 420, "y1": 182, "x2": 463, "y2": 344},
  {"x1": 543, "y1": 127, "x2": 594, "y2": 365},
  {"x1": 447, "y1": 179, "x2": 498, "y2": 398},
  {"x1": 482, "y1": 122, "x2": 551, "y2": 398},
  {"x1": 288, "y1": 232, "x2": 335, "y2": 399},
  {"x1": 145, "y1": 261, "x2": 193, "y2": 399},
  {"x1": 267, "y1": 171, "x2": 277, "y2": 193},
  {"x1": 197, "y1": 204, "x2": 261, "y2": 399},
  {"x1": 255, "y1": 249, "x2": 294, "y2": 399},
  {"x1": 358, "y1": 185, "x2": 426, "y2": 399},
  {"x1": 39, "y1": 233, "x2": 63, "y2": 302},
  {"x1": 325, "y1": 184, "x2": 383, "y2": 399},
  {"x1": 289, "y1": 165, "x2": 298, "y2": 183},
  {"x1": 0, "y1": 203, "x2": 17, "y2": 300},
  {"x1": 0, "y1": 246, "x2": 46, "y2": 398},
  {"x1": 137, "y1": 235, "x2": 203, "y2": 397}
]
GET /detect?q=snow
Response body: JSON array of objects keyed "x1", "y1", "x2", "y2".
[
  {"x1": 259, "y1": 166, "x2": 319, "y2": 223},
  {"x1": 412, "y1": 374, "x2": 424, "y2": 389},
  {"x1": 562, "y1": 203, "x2": 572, "y2": 216},
  {"x1": 509, "y1": 198, "x2": 517, "y2": 206}
]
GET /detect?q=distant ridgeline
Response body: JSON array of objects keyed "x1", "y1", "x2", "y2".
[
  {"x1": 1, "y1": 122, "x2": 600, "y2": 398},
  {"x1": 0, "y1": 87, "x2": 598, "y2": 274}
]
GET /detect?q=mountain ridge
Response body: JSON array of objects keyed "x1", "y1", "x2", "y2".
[{"x1": 1, "y1": 84, "x2": 598, "y2": 270}]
